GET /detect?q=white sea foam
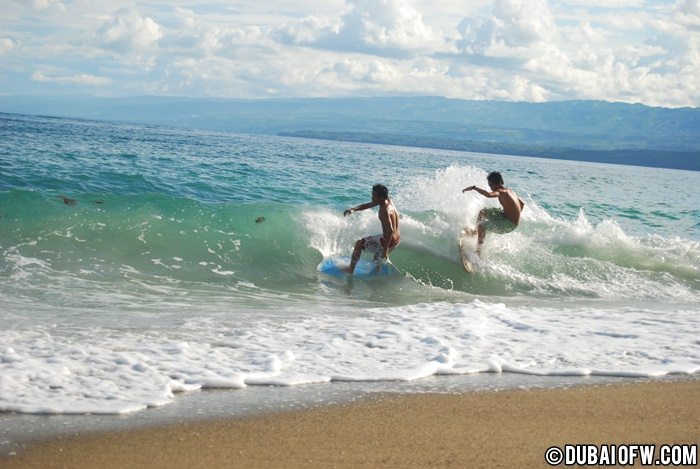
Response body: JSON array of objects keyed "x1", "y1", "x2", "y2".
[
  {"x1": 0, "y1": 300, "x2": 697, "y2": 414},
  {"x1": 301, "y1": 164, "x2": 700, "y2": 303}
]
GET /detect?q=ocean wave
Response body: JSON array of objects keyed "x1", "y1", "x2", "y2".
[{"x1": 1, "y1": 186, "x2": 698, "y2": 305}]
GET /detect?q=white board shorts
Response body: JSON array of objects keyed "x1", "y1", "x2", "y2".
[{"x1": 362, "y1": 234, "x2": 399, "y2": 261}]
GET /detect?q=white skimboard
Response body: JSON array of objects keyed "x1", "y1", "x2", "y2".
[{"x1": 458, "y1": 228, "x2": 478, "y2": 273}]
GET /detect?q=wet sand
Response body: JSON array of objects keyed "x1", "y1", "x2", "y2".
[{"x1": 3, "y1": 380, "x2": 699, "y2": 468}]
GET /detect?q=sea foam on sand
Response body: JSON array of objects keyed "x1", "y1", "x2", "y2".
[{"x1": 1, "y1": 300, "x2": 698, "y2": 415}]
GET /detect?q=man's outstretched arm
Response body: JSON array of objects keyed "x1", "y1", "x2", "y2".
[
  {"x1": 463, "y1": 186, "x2": 498, "y2": 198},
  {"x1": 344, "y1": 201, "x2": 378, "y2": 216}
]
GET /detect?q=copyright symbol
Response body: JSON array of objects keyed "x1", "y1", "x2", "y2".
[{"x1": 545, "y1": 446, "x2": 563, "y2": 466}]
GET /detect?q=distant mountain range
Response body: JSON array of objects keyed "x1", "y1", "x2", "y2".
[{"x1": 1, "y1": 95, "x2": 698, "y2": 170}]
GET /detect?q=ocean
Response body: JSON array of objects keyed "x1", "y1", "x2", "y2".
[{"x1": 1, "y1": 112, "x2": 699, "y2": 423}]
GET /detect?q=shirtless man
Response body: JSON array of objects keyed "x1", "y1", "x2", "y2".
[
  {"x1": 343, "y1": 184, "x2": 400, "y2": 274},
  {"x1": 462, "y1": 171, "x2": 524, "y2": 252}
]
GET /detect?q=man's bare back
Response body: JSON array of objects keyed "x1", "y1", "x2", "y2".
[
  {"x1": 377, "y1": 199, "x2": 400, "y2": 249},
  {"x1": 462, "y1": 171, "x2": 525, "y2": 251},
  {"x1": 496, "y1": 187, "x2": 524, "y2": 225}
]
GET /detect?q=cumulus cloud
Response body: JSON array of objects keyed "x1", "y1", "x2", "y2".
[
  {"x1": 321, "y1": 58, "x2": 400, "y2": 85},
  {"x1": 342, "y1": 0, "x2": 436, "y2": 49},
  {"x1": 0, "y1": 38, "x2": 15, "y2": 55},
  {"x1": 95, "y1": 8, "x2": 163, "y2": 57},
  {"x1": 677, "y1": 0, "x2": 700, "y2": 16},
  {"x1": 31, "y1": 0, "x2": 66, "y2": 12},
  {"x1": 675, "y1": 0, "x2": 700, "y2": 29},
  {"x1": 162, "y1": 8, "x2": 222, "y2": 55},
  {"x1": 592, "y1": 11, "x2": 651, "y2": 32},
  {"x1": 561, "y1": 21, "x2": 608, "y2": 45},
  {"x1": 616, "y1": 44, "x2": 667, "y2": 67},
  {"x1": 556, "y1": 0, "x2": 644, "y2": 7},
  {"x1": 3, "y1": 0, "x2": 698, "y2": 106},
  {"x1": 31, "y1": 70, "x2": 111, "y2": 86},
  {"x1": 449, "y1": 0, "x2": 563, "y2": 101},
  {"x1": 277, "y1": 15, "x2": 341, "y2": 45},
  {"x1": 277, "y1": 0, "x2": 444, "y2": 57},
  {"x1": 457, "y1": 0, "x2": 556, "y2": 55},
  {"x1": 441, "y1": 0, "x2": 700, "y2": 106},
  {"x1": 159, "y1": 7, "x2": 274, "y2": 63}
]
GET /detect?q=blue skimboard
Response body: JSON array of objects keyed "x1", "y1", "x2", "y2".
[{"x1": 317, "y1": 256, "x2": 398, "y2": 277}]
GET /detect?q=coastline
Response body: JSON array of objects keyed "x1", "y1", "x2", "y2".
[{"x1": 3, "y1": 379, "x2": 698, "y2": 468}]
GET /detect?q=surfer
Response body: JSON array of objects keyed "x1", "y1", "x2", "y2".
[
  {"x1": 462, "y1": 171, "x2": 525, "y2": 252},
  {"x1": 343, "y1": 184, "x2": 400, "y2": 275}
]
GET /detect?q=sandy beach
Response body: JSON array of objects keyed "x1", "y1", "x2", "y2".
[{"x1": 3, "y1": 379, "x2": 698, "y2": 468}]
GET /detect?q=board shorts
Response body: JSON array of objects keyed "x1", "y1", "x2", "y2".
[
  {"x1": 479, "y1": 208, "x2": 517, "y2": 234},
  {"x1": 362, "y1": 234, "x2": 399, "y2": 261}
]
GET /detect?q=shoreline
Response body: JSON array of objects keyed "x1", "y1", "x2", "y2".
[
  {"x1": 0, "y1": 372, "x2": 634, "y2": 454},
  {"x1": 3, "y1": 379, "x2": 698, "y2": 468},
  {"x1": 1, "y1": 373, "x2": 691, "y2": 455}
]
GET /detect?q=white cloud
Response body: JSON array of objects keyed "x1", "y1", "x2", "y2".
[
  {"x1": 322, "y1": 58, "x2": 400, "y2": 84},
  {"x1": 675, "y1": 0, "x2": 700, "y2": 29},
  {"x1": 443, "y1": 0, "x2": 700, "y2": 107},
  {"x1": 561, "y1": 21, "x2": 608, "y2": 45},
  {"x1": 277, "y1": 15, "x2": 341, "y2": 45},
  {"x1": 343, "y1": 0, "x2": 436, "y2": 49},
  {"x1": 31, "y1": 70, "x2": 111, "y2": 86},
  {"x1": 31, "y1": 0, "x2": 66, "y2": 12},
  {"x1": 458, "y1": 0, "x2": 556, "y2": 55},
  {"x1": 617, "y1": 44, "x2": 667, "y2": 67},
  {"x1": 677, "y1": 0, "x2": 700, "y2": 16},
  {"x1": 556, "y1": 0, "x2": 644, "y2": 7},
  {"x1": 277, "y1": 0, "x2": 445, "y2": 56},
  {"x1": 592, "y1": 11, "x2": 651, "y2": 32},
  {"x1": 159, "y1": 7, "x2": 275, "y2": 63},
  {"x1": 0, "y1": 0, "x2": 697, "y2": 106},
  {"x1": 0, "y1": 38, "x2": 15, "y2": 55},
  {"x1": 164, "y1": 8, "x2": 222, "y2": 54},
  {"x1": 95, "y1": 8, "x2": 163, "y2": 57}
]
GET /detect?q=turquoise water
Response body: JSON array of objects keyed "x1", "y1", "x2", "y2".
[{"x1": 1, "y1": 112, "x2": 699, "y2": 415}]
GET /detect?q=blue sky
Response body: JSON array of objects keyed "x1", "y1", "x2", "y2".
[{"x1": 1, "y1": 0, "x2": 698, "y2": 107}]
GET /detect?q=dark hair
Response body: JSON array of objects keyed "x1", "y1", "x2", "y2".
[
  {"x1": 372, "y1": 183, "x2": 389, "y2": 199},
  {"x1": 487, "y1": 171, "x2": 504, "y2": 186}
]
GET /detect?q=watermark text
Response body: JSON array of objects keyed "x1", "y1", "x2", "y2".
[{"x1": 545, "y1": 444, "x2": 697, "y2": 466}]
